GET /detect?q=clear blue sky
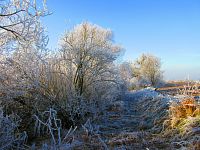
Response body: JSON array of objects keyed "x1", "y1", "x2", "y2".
[{"x1": 42, "y1": 0, "x2": 200, "y2": 80}]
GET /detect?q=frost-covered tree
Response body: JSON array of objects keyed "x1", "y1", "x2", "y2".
[
  {"x1": 55, "y1": 22, "x2": 124, "y2": 123},
  {"x1": 60, "y1": 22, "x2": 122, "y2": 96},
  {"x1": 132, "y1": 53, "x2": 163, "y2": 87}
]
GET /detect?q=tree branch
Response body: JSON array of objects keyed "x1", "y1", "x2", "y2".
[{"x1": 0, "y1": 9, "x2": 25, "y2": 17}]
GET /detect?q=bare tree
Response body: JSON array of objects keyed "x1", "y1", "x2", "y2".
[{"x1": 132, "y1": 53, "x2": 163, "y2": 87}]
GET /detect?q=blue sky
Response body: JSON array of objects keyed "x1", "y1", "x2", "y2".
[{"x1": 42, "y1": 0, "x2": 200, "y2": 80}]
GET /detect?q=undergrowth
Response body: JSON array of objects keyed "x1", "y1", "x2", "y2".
[{"x1": 159, "y1": 96, "x2": 200, "y2": 149}]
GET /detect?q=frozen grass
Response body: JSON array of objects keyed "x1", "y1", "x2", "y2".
[
  {"x1": 1, "y1": 86, "x2": 200, "y2": 149},
  {"x1": 0, "y1": 108, "x2": 27, "y2": 150}
]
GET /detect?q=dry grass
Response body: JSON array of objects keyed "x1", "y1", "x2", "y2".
[
  {"x1": 169, "y1": 97, "x2": 200, "y2": 128},
  {"x1": 157, "y1": 95, "x2": 200, "y2": 149}
]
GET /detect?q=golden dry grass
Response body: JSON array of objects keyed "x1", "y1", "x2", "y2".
[{"x1": 169, "y1": 98, "x2": 198, "y2": 125}]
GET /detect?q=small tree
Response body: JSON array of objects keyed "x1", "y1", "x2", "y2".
[{"x1": 132, "y1": 53, "x2": 163, "y2": 87}]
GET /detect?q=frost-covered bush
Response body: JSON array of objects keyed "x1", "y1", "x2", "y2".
[
  {"x1": 0, "y1": 0, "x2": 53, "y2": 139},
  {"x1": 33, "y1": 108, "x2": 78, "y2": 149},
  {"x1": 0, "y1": 107, "x2": 27, "y2": 150},
  {"x1": 0, "y1": 0, "x2": 48, "y2": 101},
  {"x1": 0, "y1": 27, "x2": 52, "y2": 137}
]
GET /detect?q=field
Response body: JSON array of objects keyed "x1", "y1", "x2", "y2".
[{"x1": 157, "y1": 81, "x2": 200, "y2": 96}]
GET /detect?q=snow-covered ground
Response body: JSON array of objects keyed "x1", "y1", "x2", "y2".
[{"x1": 35, "y1": 89, "x2": 199, "y2": 149}]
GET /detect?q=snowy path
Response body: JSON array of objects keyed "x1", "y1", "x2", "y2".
[
  {"x1": 94, "y1": 89, "x2": 170, "y2": 149},
  {"x1": 98, "y1": 92, "x2": 141, "y2": 135}
]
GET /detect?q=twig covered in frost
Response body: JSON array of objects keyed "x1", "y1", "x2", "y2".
[
  {"x1": 62, "y1": 126, "x2": 77, "y2": 143},
  {"x1": 34, "y1": 108, "x2": 62, "y2": 145},
  {"x1": 34, "y1": 108, "x2": 77, "y2": 148}
]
